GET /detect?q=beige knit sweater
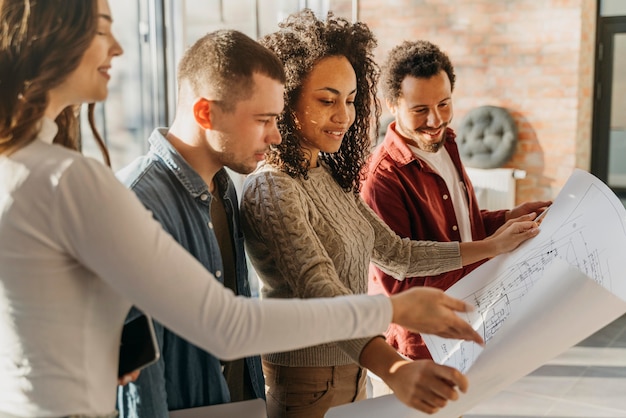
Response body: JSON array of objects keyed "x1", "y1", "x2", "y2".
[{"x1": 241, "y1": 162, "x2": 462, "y2": 367}]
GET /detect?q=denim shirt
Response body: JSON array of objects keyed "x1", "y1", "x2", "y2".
[{"x1": 115, "y1": 128, "x2": 264, "y2": 418}]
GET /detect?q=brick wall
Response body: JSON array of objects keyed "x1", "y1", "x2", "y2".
[{"x1": 359, "y1": 0, "x2": 597, "y2": 203}]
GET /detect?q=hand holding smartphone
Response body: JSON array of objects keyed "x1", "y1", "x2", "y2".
[{"x1": 118, "y1": 313, "x2": 160, "y2": 378}]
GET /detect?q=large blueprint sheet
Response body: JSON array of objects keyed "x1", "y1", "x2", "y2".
[{"x1": 326, "y1": 169, "x2": 626, "y2": 418}]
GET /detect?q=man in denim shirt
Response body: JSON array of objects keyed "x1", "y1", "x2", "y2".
[{"x1": 116, "y1": 30, "x2": 285, "y2": 417}]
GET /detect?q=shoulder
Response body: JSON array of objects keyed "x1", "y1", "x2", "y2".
[
  {"x1": 368, "y1": 143, "x2": 395, "y2": 172},
  {"x1": 243, "y1": 164, "x2": 297, "y2": 193},
  {"x1": 369, "y1": 132, "x2": 417, "y2": 175},
  {"x1": 116, "y1": 155, "x2": 184, "y2": 205},
  {"x1": 363, "y1": 146, "x2": 403, "y2": 189},
  {"x1": 116, "y1": 154, "x2": 162, "y2": 189},
  {"x1": 21, "y1": 146, "x2": 139, "y2": 221},
  {"x1": 6, "y1": 141, "x2": 124, "y2": 212},
  {"x1": 61, "y1": 154, "x2": 130, "y2": 200},
  {"x1": 242, "y1": 165, "x2": 308, "y2": 212},
  {"x1": 33, "y1": 144, "x2": 120, "y2": 194}
]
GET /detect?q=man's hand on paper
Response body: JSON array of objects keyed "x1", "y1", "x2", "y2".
[
  {"x1": 390, "y1": 287, "x2": 484, "y2": 345},
  {"x1": 485, "y1": 212, "x2": 541, "y2": 253},
  {"x1": 385, "y1": 359, "x2": 468, "y2": 414},
  {"x1": 505, "y1": 200, "x2": 552, "y2": 222}
]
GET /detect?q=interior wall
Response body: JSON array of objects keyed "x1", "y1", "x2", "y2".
[{"x1": 360, "y1": 0, "x2": 597, "y2": 203}]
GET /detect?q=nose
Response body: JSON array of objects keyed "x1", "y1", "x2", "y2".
[
  {"x1": 331, "y1": 104, "x2": 351, "y2": 124},
  {"x1": 426, "y1": 108, "x2": 442, "y2": 127},
  {"x1": 266, "y1": 120, "x2": 282, "y2": 145},
  {"x1": 111, "y1": 34, "x2": 124, "y2": 57}
]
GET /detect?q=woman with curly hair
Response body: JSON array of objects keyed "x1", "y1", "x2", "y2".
[{"x1": 240, "y1": 9, "x2": 539, "y2": 418}]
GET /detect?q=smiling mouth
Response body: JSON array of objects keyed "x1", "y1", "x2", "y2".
[
  {"x1": 325, "y1": 130, "x2": 346, "y2": 138},
  {"x1": 98, "y1": 67, "x2": 111, "y2": 80},
  {"x1": 418, "y1": 128, "x2": 443, "y2": 139}
]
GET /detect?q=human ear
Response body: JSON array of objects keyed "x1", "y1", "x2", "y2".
[{"x1": 193, "y1": 98, "x2": 213, "y2": 130}]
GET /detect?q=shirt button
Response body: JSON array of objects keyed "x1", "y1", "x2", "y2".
[
  {"x1": 215, "y1": 270, "x2": 222, "y2": 278},
  {"x1": 452, "y1": 225, "x2": 458, "y2": 231},
  {"x1": 443, "y1": 194, "x2": 449, "y2": 200},
  {"x1": 200, "y1": 194, "x2": 209, "y2": 201},
  {"x1": 208, "y1": 221, "x2": 213, "y2": 229}
]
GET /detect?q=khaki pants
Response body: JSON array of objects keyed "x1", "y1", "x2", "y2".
[{"x1": 263, "y1": 360, "x2": 366, "y2": 418}]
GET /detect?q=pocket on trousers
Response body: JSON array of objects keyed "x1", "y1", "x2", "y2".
[{"x1": 283, "y1": 380, "x2": 333, "y2": 412}]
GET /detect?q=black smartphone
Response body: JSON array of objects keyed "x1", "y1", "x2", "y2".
[{"x1": 118, "y1": 313, "x2": 160, "y2": 378}]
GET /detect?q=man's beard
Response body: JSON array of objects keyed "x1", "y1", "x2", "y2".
[
  {"x1": 396, "y1": 119, "x2": 447, "y2": 153},
  {"x1": 413, "y1": 128, "x2": 446, "y2": 153},
  {"x1": 420, "y1": 139, "x2": 444, "y2": 153}
]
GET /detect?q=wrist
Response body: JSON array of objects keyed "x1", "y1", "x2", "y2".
[
  {"x1": 486, "y1": 235, "x2": 501, "y2": 257},
  {"x1": 360, "y1": 337, "x2": 408, "y2": 381},
  {"x1": 389, "y1": 294, "x2": 406, "y2": 326},
  {"x1": 486, "y1": 237, "x2": 500, "y2": 258}
]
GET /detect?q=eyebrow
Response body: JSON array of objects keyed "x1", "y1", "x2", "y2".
[
  {"x1": 98, "y1": 14, "x2": 113, "y2": 23},
  {"x1": 410, "y1": 97, "x2": 452, "y2": 109},
  {"x1": 315, "y1": 87, "x2": 357, "y2": 96},
  {"x1": 253, "y1": 112, "x2": 281, "y2": 117}
]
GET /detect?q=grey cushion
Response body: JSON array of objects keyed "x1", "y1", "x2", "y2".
[{"x1": 456, "y1": 105, "x2": 518, "y2": 169}]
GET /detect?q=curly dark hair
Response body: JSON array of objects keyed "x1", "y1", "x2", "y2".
[
  {"x1": 260, "y1": 9, "x2": 381, "y2": 193},
  {"x1": 381, "y1": 40, "x2": 456, "y2": 107}
]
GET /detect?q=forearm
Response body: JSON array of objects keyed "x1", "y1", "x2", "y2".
[
  {"x1": 359, "y1": 336, "x2": 408, "y2": 381},
  {"x1": 459, "y1": 239, "x2": 499, "y2": 266},
  {"x1": 361, "y1": 335, "x2": 472, "y2": 414},
  {"x1": 363, "y1": 200, "x2": 462, "y2": 278},
  {"x1": 460, "y1": 216, "x2": 540, "y2": 264}
]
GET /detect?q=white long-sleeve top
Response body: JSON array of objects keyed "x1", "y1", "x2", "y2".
[{"x1": 0, "y1": 118, "x2": 393, "y2": 417}]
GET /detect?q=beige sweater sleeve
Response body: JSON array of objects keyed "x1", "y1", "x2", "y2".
[{"x1": 358, "y1": 198, "x2": 463, "y2": 279}]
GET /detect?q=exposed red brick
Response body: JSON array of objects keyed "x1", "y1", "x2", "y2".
[{"x1": 360, "y1": 0, "x2": 594, "y2": 203}]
